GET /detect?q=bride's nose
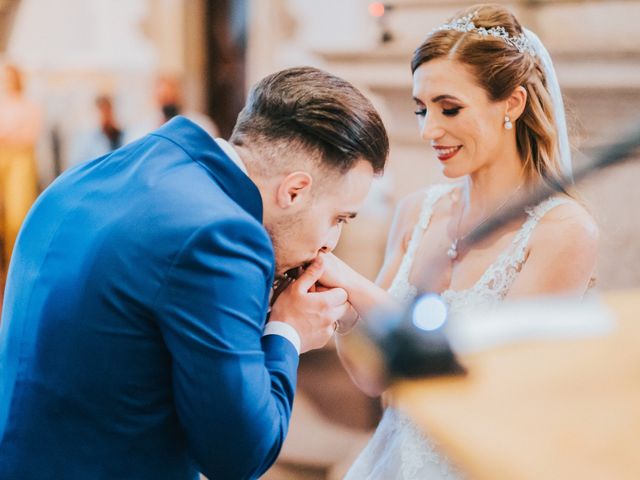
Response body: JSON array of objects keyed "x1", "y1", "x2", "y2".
[{"x1": 420, "y1": 112, "x2": 445, "y2": 141}]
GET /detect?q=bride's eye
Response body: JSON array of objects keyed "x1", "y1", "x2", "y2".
[{"x1": 443, "y1": 106, "x2": 462, "y2": 117}]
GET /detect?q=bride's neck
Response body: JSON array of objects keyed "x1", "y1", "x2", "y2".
[{"x1": 462, "y1": 157, "x2": 525, "y2": 216}]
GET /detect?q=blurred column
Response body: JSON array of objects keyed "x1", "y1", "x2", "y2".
[{"x1": 204, "y1": 0, "x2": 248, "y2": 138}]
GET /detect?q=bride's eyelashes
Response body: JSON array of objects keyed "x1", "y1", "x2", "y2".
[
  {"x1": 413, "y1": 106, "x2": 463, "y2": 117},
  {"x1": 443, "y1": 106, "x2": 462, "y2": 117}
]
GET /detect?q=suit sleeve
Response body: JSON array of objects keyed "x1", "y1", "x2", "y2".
[{"x1": 154, "y1": 217, "x2": 298, "y2": 479}]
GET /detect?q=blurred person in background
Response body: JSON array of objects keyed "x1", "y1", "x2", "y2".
[
  {"x1": 0, "y1": 62, "x2": 41, "y2": 271},
  {"x1": 127, "y1": 73, "x2": 219, "y2": 143},
  {"x1": 69, "y1": 94, "x2": 124, "y2": 166}
]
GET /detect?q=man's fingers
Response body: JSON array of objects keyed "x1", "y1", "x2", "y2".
[
  {"x1": 315, "y1": 287, "x2": 348, "y2": 306},
  {"x1": 320, "y1": 296, "x2": 350, "y2": 331},
  {"x1": 294, "y1": 257, "x2": 324, "y2": 292},
  {"x1": 333, "y1": 301, "x2": 350, "y2": 321}
]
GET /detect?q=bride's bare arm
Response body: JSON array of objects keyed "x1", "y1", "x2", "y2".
[
  {"x1": 319, "y1": 191, "x2": 424, "y2": 306},
  {"x1": 374, "y1": 193, "x2": 422, "y2": 290},
  {"x1": 320, "y1": 192, "x2": 424, "y2": 396},
  {"x1": 318, "y1": 253, "x2": 394, "y2": 315},
  {"x1": 507, "y1": 201, "x2": 599, "y2": 297}
]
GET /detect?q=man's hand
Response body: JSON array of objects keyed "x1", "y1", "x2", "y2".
[{"x1": 270, "y1": 257, "x2": 349, "y2": 353}]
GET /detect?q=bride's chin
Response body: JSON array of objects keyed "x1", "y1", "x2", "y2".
[{"x1": 441, "y1": 167, "x2": 468, "y2": 179}]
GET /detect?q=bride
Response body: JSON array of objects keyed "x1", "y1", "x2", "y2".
[{"x1": 319, "y1": 4, "x2": 598, "y2": 479}]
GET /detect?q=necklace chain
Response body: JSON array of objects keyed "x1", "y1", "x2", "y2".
[{"x1": 447, "y1": 183, "x2": 524, "y2": 261}]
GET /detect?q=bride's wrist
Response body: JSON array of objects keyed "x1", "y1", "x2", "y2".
[{"x1": 346, "y1": 273, "x2": 391, "y2": 312}]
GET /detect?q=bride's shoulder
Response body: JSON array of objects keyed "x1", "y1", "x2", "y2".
[{"x1": 530, "y1": 196, "x2": 599, "y2": 254}]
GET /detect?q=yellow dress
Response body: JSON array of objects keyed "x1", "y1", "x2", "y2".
[
  {"x1": 0, "y1": 95, "x2": 41, "y2": 271},
  {"x1": 0, "y1": 145, "x2": 38, "y2": 269}
]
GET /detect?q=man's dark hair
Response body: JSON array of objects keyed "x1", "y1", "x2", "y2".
[{"x1": 230, "y1": 66, "x2": 389, "y2": 174}]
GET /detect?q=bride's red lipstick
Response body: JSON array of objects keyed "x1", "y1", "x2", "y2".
[{"x1": 434, "y1": 145, "x2": 462, "y2": 161}]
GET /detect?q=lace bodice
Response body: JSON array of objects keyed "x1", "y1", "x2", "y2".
[
  {"x1": 346, "y1": 184, "x2": 570, "y2": 480},
  {"x1": 388, "y1": 183, "x2": 570, "y2": 313}
]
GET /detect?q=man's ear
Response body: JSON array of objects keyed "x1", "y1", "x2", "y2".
[
  {"x1": 275, "y1": 171, "x2": 313, "y2": 209},
  {"x1": 506, "y1": 85, "x2": 527, "y2": 122}
]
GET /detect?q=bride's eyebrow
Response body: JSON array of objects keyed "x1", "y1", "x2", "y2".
[
  {"x1": 432, "y1": 94, "x2": 461, "y2": 103},
  {"x1": 412, "y1": 94, "x2": 461, "y2": 104}
]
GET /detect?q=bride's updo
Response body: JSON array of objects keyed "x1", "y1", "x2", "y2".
[{"x1": 412, "y1": 3, "x2": 565, "y2": 188}]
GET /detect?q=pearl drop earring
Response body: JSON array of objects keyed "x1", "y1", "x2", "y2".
[{"x1": 504, "y1": 115, "x2": 513, "y2": 130}]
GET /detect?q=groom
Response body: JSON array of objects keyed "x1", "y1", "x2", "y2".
[{"x1": 0, "y1": 67, "x2": 389, "y2": 479}]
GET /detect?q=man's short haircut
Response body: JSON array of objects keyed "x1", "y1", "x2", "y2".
[{"x1": 230, "y1": 66, "x2": 389, "y2": 175}]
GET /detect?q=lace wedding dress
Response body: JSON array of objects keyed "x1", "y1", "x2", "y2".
[{"x1": 344, "y1": 183, "x2": 569, "y2": 480}]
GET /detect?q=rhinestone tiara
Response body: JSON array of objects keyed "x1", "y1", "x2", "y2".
[{"x1": 433, "y1": 11, "x2": 536, "y2": 56}]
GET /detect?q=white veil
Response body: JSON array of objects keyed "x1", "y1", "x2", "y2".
[{"x1": 524, "y1": 28, "x2": 573, "y2": 179}]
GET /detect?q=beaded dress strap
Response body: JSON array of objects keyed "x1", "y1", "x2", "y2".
[
  {"x1": 388, "y1": 183, "x2": 457, "y2": 302},
  {"x1": 512, "y1": 196, "x2": 573, "y2": 263}
]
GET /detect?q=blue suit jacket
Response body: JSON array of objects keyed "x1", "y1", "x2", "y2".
[{"x1": 0, "y1": 117, "x2": 299, "y2": 479}]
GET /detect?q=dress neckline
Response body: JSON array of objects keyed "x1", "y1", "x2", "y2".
[{"x1": 390, "y1": 183, "x2": 571, "y2": 303}]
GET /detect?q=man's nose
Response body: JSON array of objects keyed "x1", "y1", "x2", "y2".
[{"x1": 320, "y1": 225, "x2": 341, "y2": 253}]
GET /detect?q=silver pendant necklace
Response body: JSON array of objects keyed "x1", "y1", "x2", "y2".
[
  {"x1": 446, "y1": 239, "x2": 461, "y2": 260},
  {"x1": 447, "y1": 183, "x2": 524, "y2": 261}
]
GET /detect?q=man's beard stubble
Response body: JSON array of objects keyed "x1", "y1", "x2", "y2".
[
  {"x1": 266, "y1": 210, "x2": 311, "y2": 306},
  {"x1": 265, "y1": 209, "x2": 306, "y2": 279}
]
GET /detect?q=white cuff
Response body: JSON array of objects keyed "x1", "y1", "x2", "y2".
[{"x1": 263, "y1": 321, "x2": 301, "y2": 355}]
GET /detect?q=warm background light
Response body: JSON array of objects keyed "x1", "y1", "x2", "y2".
[{"x1": 368, "y1": 2, "x2": 385, "y2": 18}]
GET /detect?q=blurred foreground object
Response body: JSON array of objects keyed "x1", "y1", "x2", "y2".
[{"x1": 391, "y1": 289, "x2": 640, "y2": 479}]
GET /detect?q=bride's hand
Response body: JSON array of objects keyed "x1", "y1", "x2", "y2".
[
  {"x1": 317, "y1": 252, "x2": 355, "y2": 291},
  {"x1": 318, "y1": 253, "x2": 396, "y2": 320}
]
